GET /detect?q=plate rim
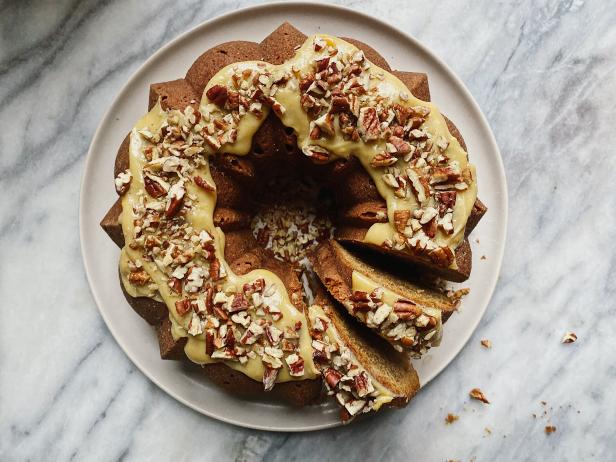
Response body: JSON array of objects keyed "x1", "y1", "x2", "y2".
[{"x1": 79, "y1": 0, "x2": 508, "y2": 432}]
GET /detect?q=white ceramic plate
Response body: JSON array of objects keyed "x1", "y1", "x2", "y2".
[{"x1": 80, "y1": 1, "x2": 507, "y2": 431}]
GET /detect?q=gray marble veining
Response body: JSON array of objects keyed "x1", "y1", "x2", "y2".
[{"x1": 1, "y1": 0, "x2": 615, "y2": 460}]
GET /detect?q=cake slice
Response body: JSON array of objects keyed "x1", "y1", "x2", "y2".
[
  {"x1": 308, "y1": 281, "x2": 419, "y2": 422},
  {"x1": 312, "y1": 240, "x2": 464, "y2": 356}
]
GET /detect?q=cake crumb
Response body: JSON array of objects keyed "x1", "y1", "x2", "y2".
[
  {"x1": 561, "y1": 331, "x2": 577, "y2": 344},
  {"x1": 469, "y1": 388, "x2": 490, "y2": 404},
  {"x1": 445, "y1": 413, "x2": 459, "y2": 424},
  {"x1": 480, "y1": 339, "x2": 492, "y2": 348},
  {"x1": 480, "y1": 255, "x2": 486, "y2": 260},
  {"x1": 545, "y1": 425, "x2": 556, "y2": 435}
]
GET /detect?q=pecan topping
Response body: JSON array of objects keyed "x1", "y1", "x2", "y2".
[
  {"x1": 330, "y1": 96, "x2": 350, "y2": 113},
  {"x1": 128, "y1": 269, "x2": 150, "y2": 286},
  {"x1": 175, "y1": 298, "x2": 192, "y2": 316},
  {"x1": 324, "y1": 368, "x2": 343, "y2": 388},
  {"x1": 262, "y1": 366, "x2": 278, "y2": 392},
  {"x1": 370, "y1": 152, "x2": 397, "y2": 168},
  {"x1": 393, "y1": 299, "x2": 422, "y2": 320},
  {"x1": 389, "y1": 136, "x2": 412, "y2": 155},
  {"x1": 194, "y1": 176, "x2": 216, "y2": 192},
  {"x1": 165, "y1": 196, "x2": 184, "y2": 218},
  {"x1": 358, "y1": 107, "x2": 380, "y2": 140},
  {"x1": 206, "y1": 84, "x2": 228, "y2": 107},
  {"x1": 144, "y1": 175, "x2": 166, "y2": 198},
  {"x1": 302, "y1": 145, "x2": 331, "y2": 163},
  {"x1": 229, "y1": 293, "x2": 249, "y2": 313},
  {"x1": 115, "y1": 170, "x2": 132, "y2": 195},
  {"x1": 428, "y1": 246, "x2": 454, "y2": 267},
  {"x1": 436, "y1": 191, "x2": 457, "y2": 215},
  {"x1": 393, "y1": 210, "x2": 411, "y2": 233}
]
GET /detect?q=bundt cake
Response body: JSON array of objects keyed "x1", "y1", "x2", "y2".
[{"x1": 99, "y1": 22, "x2": 486, "y2": 422}]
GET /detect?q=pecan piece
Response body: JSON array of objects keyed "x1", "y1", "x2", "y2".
[
  {"x1": 353, "y1": 372, "x2": 371, "y2": 397},
  {"x1": 209, "y1": 259, "x2": 222, "y2": 281},
  {"x1": 285, "y1": 354, "x2": 305, "y2": 377},
  {"x1": 299, "y1": 73, "x2": 315, "y2": 93},
  {"x1": 324, "y1": 368, "x2": 343, "y2": 388},
  {"x1": 169, "y1": 277, "x2": 182, "y2": 294},
  {"x1": 175, "y1": 298, "x2": 192, "y2": 316},
  {"x1": 144, "y1": 175, "x2": 166, "y2": 198},
  {"x1": 128, "y1": 269, "x2": 150, "y2": 286},
  {"x1": 262, "y1": 366, "x2": 278, "y2": 392},
  {"x1": 165, "y1": 196, "x2": 184, "y2": 218},
  {"x1": 302, "y1": 145, "x2": 331, "y2": 163},
  {"x1": 228, "y1": 293, "x2": 249, "y2": 313},
  {"x1": 393, "y1": 299, "x2": 422, "y2": 320},
  {"x1": 194, "y1": 175, "x2": 216, "y2": 192},
  {"x1": 205, "y1": 84, "x2": 228, "y2": 107},
  {"x1": 330, "y1": 96, "x2": 350, "y2": 113},
  {"x1": 371, "y1": 152, "x2": 397, "y2": 168},
  {"x1": 114, "y1": 170, "x2": 132, "y2": 195},
  {"x1": 205, "y1": 331, "x2": 215, "y2": 356},
  {"x1": 431, "y1": 166, "x2": 463, "y2": 184},
  {"x1": 428, "y1": 246, "x2": 454, "y2": 267},
  {"x1": 358, "y1": 107, "x2": 380, "y2": 140},
  {"x1": 436, "y1": 191, "x2": 457, "y2": 215},
  {"x1": 393, "y1": 210, "x2": 411, "y2": 233},
  {"x1": 389, "y1": 136, "x2": 412, "y2": 155}
]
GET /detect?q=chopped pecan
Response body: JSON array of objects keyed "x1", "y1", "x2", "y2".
[
  {"x1": 299, "y1": 73, "x2": 315, "y2": 93},
  {"x1": 194, "y1": 175, "x2": 216, "y2": 192},
  {"x1": 302, "y1": 145, "x2": 331, "y2": 163},
  {"x1": 358, "y1": 107, "x2": 380, "y2": 140},
  {"x1": 348, "y1": 291, "x2": 373, "y2": 312},
  {"x1": 169, "y1": 277, "x2": 183, "y2": 294},
  {"x1": 324, "y1": 368, "x2": 343, "y2": 388},
  {"x1": 353, "y1": 372, "x2": 370, "y2": 397},
  {"x1": 423, "y1": 217, "x2": 437, "y2": 238},
  {"x1": 315, "y1": 56, "x2": 330, "y2": 72},
  {"x1": 436, "y1": 191, "x2": 457, "y2": 215},
  {"x1": 114, "y1": 170, "x2": 131, "y2": 195},
  {"x1": 228, "y1": 293, "x2": 249, "y2": 313},
  {"x1": 428, "y1": 246, "x2": 454, "y2": 267},
  {"x1": 226, "y1": 90, "x2": 239, "y2": 110},
  {"x1": 165, "y1": 196, "x2": 184, "y2": 219},
  {"x1": 144, "y1": 175, "x2": 166, "y2": 198},
  {"x1": 431, "y1": 166, "x2": 463, "y2": 184},
  {"x1": 309, "y1": 125, "x2": 322, "y2": 140},
  {"x1": 262, "y1": 366, "x2": 278, "y2": 392},
  {"x1": 205, "y1": 331, "x2": 215, "y2": 356},
  {"x1": 209, "y1": 258, "x2": 222, "y2": 281},
  {"x1": 370, "y1": 152, "x2": 397, "y2": 168},
  {"x1": 393, "y1": 299, "x2": 422, "y2": 320},
  {"x1": 286, "y1": 354, "x2": 305, "y2": 377},
  {"x1": 393, "y1": 210, "x2": 411, "y2": 233},
  {"x1": 330, "y1": 96, "x2": 350, "y2": 113},
  {"x1": 205, "y1": 84, "x2": 228, "y2": 107},
  {"x1": 389, "y1": 136, "x2": 412, "y2": 155},
  {"x1": 128, "y1": 269, "x2": 150, "y2": 286},
  {"x1": 175, "y1": 298, "x2": 192, "y2": 316}
]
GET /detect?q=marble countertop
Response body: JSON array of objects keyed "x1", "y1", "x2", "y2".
[{"x1": 1, "y1": 0, "x2": 614, "y2": 460}]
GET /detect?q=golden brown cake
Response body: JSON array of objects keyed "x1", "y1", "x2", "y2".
[{"x1": 100, "y1": 22, "x2": 486, "y2": 421}]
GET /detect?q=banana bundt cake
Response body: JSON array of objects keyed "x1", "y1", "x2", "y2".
[{"x1": 100, "y1": 22, "x2": 486, "y2": 422}]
